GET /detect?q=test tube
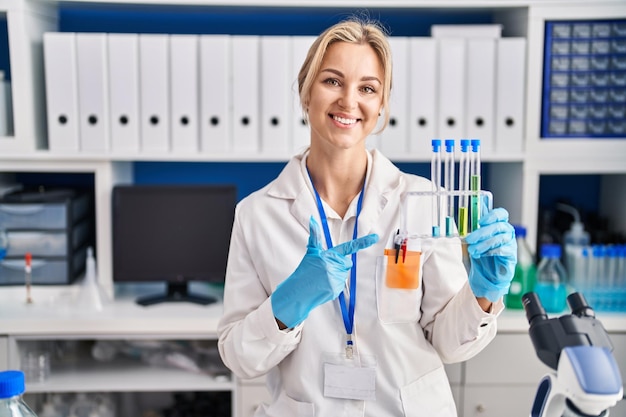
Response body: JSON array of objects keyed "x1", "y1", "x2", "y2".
[
  {"x1": 580, "y1": 246, "x2": 590, "y2": 292},
  {"x1": 431, "y1": 139, "x2": 442, "y2": 237},
  {"x1": 592, "y1": 245, "x2": 605, "y2": 289},
  {"x1": 618, "y1": 245, "x2": 626, "y2": 287},
  {"x1": 606, "y1": 246, "x2": 617, "y2": 287},
  {"x1": 469, "y1": 139, "x2": 481, "y2": 232},
  {"x1": 444, "y1": 139, "x2": 456, "y2": 236},
  {"x1": 25, "y1": 252, "x2": 32, "y2": 304},
  {"x1": 458, "y1": 139, "x2": 470, "y2": 236}
]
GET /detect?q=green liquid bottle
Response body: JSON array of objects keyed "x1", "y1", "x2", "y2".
[{"x1": 505, "y1": 225, "x2": 536, "y2": 309}]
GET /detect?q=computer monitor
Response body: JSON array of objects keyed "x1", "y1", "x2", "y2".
[{"x1": 112, "y1": 184, "x2": 236, "y2": 306}]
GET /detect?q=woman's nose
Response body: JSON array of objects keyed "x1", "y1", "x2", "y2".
[{"x1": 338, "y1": 88, "x2": 357, "y2": 110}]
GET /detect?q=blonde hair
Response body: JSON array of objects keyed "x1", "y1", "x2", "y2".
[{"x1": 297, "y1": 17, "x2": 392, "y2": 133}]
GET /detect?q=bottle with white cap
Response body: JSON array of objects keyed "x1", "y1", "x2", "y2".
[
  {"x1": 557, "y1": 203, "x2": 590, "y2": 291},
  {"x1": 0, "y1": 370, "x2": 39, "y2": 417}
]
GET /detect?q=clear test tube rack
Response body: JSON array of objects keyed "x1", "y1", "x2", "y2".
[{"x1": 396, "y1": 189, "x2": 494, "y2": 245}]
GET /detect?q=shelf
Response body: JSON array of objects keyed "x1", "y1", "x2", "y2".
[
  {"x1": 525, "y1": 139, "x2": 626, "y2": 174},
  {"x1": 0, "y1": 285, "x2": 223, "y2": 337},
  {"x1": 36, "y1": 0, "x2": 555, "y2": 8},
  {"x1": 25, "y1": 358, "x2": 233, "y2": 393}
]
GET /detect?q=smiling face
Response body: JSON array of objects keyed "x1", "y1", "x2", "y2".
[{"x1": 307, "y1": 41, "x2": 384, "y2": 152}]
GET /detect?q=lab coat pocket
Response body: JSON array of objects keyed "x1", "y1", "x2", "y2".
[
  {"x1": 262, "y1": 390, "x2": 315, "y2": 417},
  {"x1": 400, "y1": 367, "x2": 457, "y2": 417},
  {"x1": 375, "y1": 254, "x2": 422, "y2": 323}
]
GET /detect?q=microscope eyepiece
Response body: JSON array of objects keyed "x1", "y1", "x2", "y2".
[
  {"x1": 567, "y1": 292, "x2": 595, "y2": 318},
  {"x1": 523, "y1": 292, "x2": 548, "y2": 325}
]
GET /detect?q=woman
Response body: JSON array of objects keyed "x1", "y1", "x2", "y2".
[{"x1": 217, "y1": 17, "x2": 516, "y2": 416}]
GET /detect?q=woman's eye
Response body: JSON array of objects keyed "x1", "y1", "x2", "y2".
[
  {"x1": 324, "y1": 78, "x2": 340, "y2": 86},
  {"x1": 362, "y1": 85, "x2": 376, "y2": 94}
]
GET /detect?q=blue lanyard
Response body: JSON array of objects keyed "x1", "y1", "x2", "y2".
[{"x1": 308, "y1": 171, "x2": 365, "y2": 357}]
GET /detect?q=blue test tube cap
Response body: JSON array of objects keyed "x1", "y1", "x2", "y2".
[
  {"x1": 471, "y1": 139, "x2": 481, "y2": 151},
  {"x1": 431, "y1": 139, "x2": 441, "y2": 152},
  {"x1": 460, "y1": 139, "x2": 470, "y2": 152},
  {"x1": 444, "y1": 139, "x2": 455, "y2": 152},
  {"x1": 592, "y1": 245, "x2": 604, "y2": 258},
  {"x1": 541, "y1": 243, "x2": 561, "y2": 258},
  {"x1": 606, "y1": 245, "x2": 616, "y2": 258},
  {"x1": 513, "y1": 224, "x2": 527, "y2": 238}
]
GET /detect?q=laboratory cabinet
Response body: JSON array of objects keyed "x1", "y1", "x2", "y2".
[
  {"x1": 0, "y1": 285, "x2": 238, "y2": 417},
  {"x1": 2, "y1": 292, "x2": 625, "y2": 417}
]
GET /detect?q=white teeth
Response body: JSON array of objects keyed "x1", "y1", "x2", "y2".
[{"x1": 333, "y1": 115, "x2": 357, "y2": 125}]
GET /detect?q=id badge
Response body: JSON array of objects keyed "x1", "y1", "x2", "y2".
[{"x1": 323, "y1": 363, "x2": 376, "y2": 401}]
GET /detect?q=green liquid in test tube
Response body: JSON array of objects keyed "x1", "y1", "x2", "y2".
[
  {"x1": 444, "y1": 139, "x2": 456, "y2": 236},
  {"x1": 458, "y1": 139, "x2": 470, "y2": 236},
  {"x1": 470, "y1": 139, "x2": 481, "y2": 232}
]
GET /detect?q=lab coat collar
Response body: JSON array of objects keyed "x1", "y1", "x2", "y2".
[{"x1": 266, "y1": 148, "x2": 403, "y2": 236}]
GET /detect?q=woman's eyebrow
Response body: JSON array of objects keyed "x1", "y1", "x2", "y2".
[{"x1": 320, "y1": 68, "x2": 381, "y2": 84}]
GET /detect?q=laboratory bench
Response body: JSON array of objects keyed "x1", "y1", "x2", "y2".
[{"x1": 0, "y1": 284, "x2": 625, "y2": 417}]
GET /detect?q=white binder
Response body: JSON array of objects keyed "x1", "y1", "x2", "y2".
[
  {"x1": 495, "y1": 38, "x2": 526, "y2": 154},
  {"x1": 139, "y1": 34, "x2": 170, "y2": 153},
  {"x1": 437, "y1": 38, "x2": 466, "y2": 140},
  {"x1": 379, "y1": 37, "x2": 409, "y2": 157},
  {"x1": 107, "y1": 33, "x2": 140, "y2": 154},
  {"x1": 260, "y1": 36, "x2": 290, "y2": 156},
  {"x1": 199, "y1": 35, "x2": 231, "y2": 154},
  {"x1": 232, "y1": 35, "x2": 260, "y2": 154},
  {"x1": 289, "y1": 36, "x2": 316, "y2": 154},
  {"x1": 170, "y1": 34, "x2": 199, "y2": 154},
  {"x1": 43, "y1": 32, "x2": 80, "y2": 152},
  {"x1": 431, "y1": 24, "x2": 502, "y2": 39},
  {"x1": 465, "y1": 38, "x2": 496, "y2": 154},
  {"x1": 409, "y1": 37, "x2": 437, "y2": 158},
  {"x1": 76, "y1": 33, "x2": 110, "y2": 153}
]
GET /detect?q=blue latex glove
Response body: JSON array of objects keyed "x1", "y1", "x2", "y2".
[
  {"x1": 464, "y1": 206, "x2": 517, "y2": 302},
  {"x1": 271, "y1": 216, "x2": 379, "y2": 328}
]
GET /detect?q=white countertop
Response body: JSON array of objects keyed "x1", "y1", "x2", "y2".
[
  {"x1": 0, "y1": 284, "x2": 624, "y2": 337},
  {"x1": 0, "y1": 284, "x2": 224, "y2": 337},
  {"x1": 496, "y1": 308, "x2": 626, "y2": 333}
]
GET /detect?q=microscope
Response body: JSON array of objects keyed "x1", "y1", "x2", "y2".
[{"x1": 523, "y1": 292, "x2": 624, "y2": 417}]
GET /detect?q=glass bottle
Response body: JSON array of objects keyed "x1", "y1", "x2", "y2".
[
  {"x1": 0, "y1": 370, "x2": 39, "y2": 417},
  {"x1": 505, "y1": 225, "x2": 536, "y2": 309},
  {"x1": 535, "y1": 243, "x2": 568, "y2": 313}
]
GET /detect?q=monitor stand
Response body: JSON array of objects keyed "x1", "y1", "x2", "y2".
[{"x1": 136, "y1": 282, "x2": 217, "y2": 306}]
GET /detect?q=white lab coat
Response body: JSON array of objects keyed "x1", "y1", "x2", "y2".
[{"x1": 218, "y1": 149, "x2": 503, "y2": 417}]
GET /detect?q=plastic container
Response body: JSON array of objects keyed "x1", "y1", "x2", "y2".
[
  {"x1": 505, "y1": 225, "x2": 536, "y2": 309},
  {"x1": 74, "y1": 247, "x2": 108, "y2": 312},
  {"x1": 558, "y1": 203, "x2": 591, "y2": 290},
  {"x1": 0, "y1": 370, "x2": 39, "y2": 417},
  {"x1": 535, "y1": 244, "x2": 569, "y2": 313},
  {"x1": 563, "y1": 221, "x2": 590, "y2": 247}
]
